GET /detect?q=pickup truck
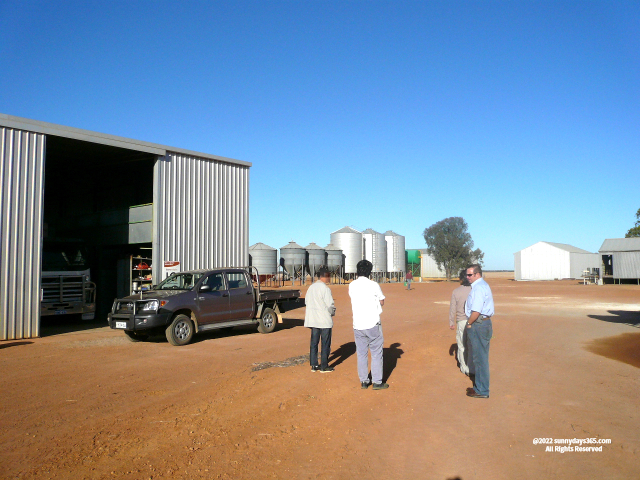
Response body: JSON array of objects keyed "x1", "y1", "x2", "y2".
[{"x1": 107, "y1": 267, "x2": 302, "y2": 346}]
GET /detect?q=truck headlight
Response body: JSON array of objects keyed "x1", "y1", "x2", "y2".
[{"x1": 140, "y1": 300, "x2": 159, "y2": 312}]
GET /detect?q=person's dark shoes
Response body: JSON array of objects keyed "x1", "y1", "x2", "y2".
[
  {"x1": 319, "y1": 367, "x2": 335, "y2": 373},
  {"x1": 466, "y1": 390, "x2": 489, "y2": 398},
  {"x1": 311, "y1": 365, "x2": 320, "y2": 372},
  {"x1": 372, "y1": 382, "x2": 389, "y2": 390},
  {"x1": 361, "y1": 381, "x2": 371, "y2": 389}
]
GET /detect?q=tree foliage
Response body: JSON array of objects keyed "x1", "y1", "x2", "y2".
[
  {"x1": 423, "y1": 217, "x2": 484, "y2": 281},
  {"x1": 625, "y1": 208, "x2": 640, "y2": 238}
]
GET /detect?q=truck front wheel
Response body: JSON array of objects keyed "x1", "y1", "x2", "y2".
[
  {"x1": 258, "y1": 308, "x2": 277, "y2": 334},
  {"x1": 166, "y1": 314, "x2": 194, "y2": 346}
]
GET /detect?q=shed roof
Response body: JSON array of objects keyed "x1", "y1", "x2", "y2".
[
  {"x1": 0, "y1": 113, "x2": 251, "y2": 167},
  {"x1": 516, "y1": 241, "x2": 593, "y2": 254},
  {"x1": 599, "y1": 238, "x2": 640, "y2": 253}
]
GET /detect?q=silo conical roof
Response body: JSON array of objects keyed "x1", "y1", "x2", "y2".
[
  {"x1": 384, "y1": 230, "x2": 400, "y2": 236},
  {"x1": 332, "y1": 226, "x2": 361, "y2": 234},
  {"x1": 250, "y1": 242, "x2": 276, "y2": 250},
  {"x1": 324, "y1": 243, "x2": 342, "y2": 251},
  {"x1": 280, "y1": 241, "x2": 304, "y2": 250},
  {"x1": 363, "y1": 228, "x2": 382, "y2": 235},
  {"x1": 305, "y1": 242, "x2": 324, "y2": 250}
]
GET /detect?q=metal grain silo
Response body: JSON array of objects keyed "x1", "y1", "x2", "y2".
[
  {"x1": 384, "y1": 230, "x2": 406, "y2": 272},
  {"x1": 249, "y1": 243, "x2": 277, "y2": 280},
  {"x1": 280, "y1": 241, "x2": 305, "y2": 278},
  {"x1": 330, "y1": 226, "x2": 363, "y2": 274},
  {"x1": 305, "y1": 242, "x2": 327, "y2": 279},
  {"x1": 362, "y1": 228, "x2": 387, "y2": 272},
  {"x1": 325, "y1": 243, "x2": 344, "y2": 270}
]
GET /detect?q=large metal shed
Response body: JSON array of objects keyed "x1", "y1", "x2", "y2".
[
  {"x1": 514, "y1": 241, "x2": 599, "y2": 281},
  {"x1": 0, "y1": 114, "x2": 250, "y2": 340},
  {"x1": 599, "y1": 238, "x2": 640, "y2": 283}
]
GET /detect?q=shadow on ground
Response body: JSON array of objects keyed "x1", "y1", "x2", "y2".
[
  {"x1": 40, "y1": 315, "x2": 107, "y2": 337},
  {"x1": 329, "y1": 341, "x2": 404, "y2": 382},
  {"x1": 588, "y1": 310, "x2": 640, "y2": 328},
  {"x1": 0, "y1": 341, "x2": 34, "y2": 349}
]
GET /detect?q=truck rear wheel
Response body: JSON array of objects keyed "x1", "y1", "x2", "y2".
[
  {"x1": 166, "y1": 314, "x2": 194, "y2": 346},
  {"x1": 124, "y1": 331, "x2": 149, "y2": 342},
  {"x1": 258, "y1": 307, "x2": 277, "y2": 334}
]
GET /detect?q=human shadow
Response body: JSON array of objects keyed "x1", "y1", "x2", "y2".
[
  {"x1": 382, "y1": 343, "x2": 404, "y2": 383},
  {"x1": 329, "y1": 341, "x2": 356, "y2": 368},
  {"x1": 588, "y1": 310, "x2": 640, "y2": 328},
  {"x1": 0, "y1": 341, "x2": 34, "y2": 349},
  {"x1": 449, "y1": 343, "x2": 460, "y2": 368}
]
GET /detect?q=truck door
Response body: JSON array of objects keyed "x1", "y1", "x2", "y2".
[
  {"x1": 226, "y1": 271, "x2": 255, "y2": 320},
  {"x1": 196, "y1": 272, "x2": 230, "y2": 324}
]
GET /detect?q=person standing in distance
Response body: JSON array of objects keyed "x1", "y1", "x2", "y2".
[
  {"x1": 449, "y1": 269, "x2": 472, "y2": 376},
  {"x1": 405, "y1": 269, "x2": 413, "y2": 290},
  {"x1": 465, "y1": 264, "x2": 494, "y2": 398},
  {"x1": 304, "y1": 267, "x2": 336, "y2": 373},
  {"x1": 349, "y1": 260, "x2": 388, "y2": 390}
]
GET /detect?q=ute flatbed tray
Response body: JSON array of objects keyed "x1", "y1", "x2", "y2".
[{"x1": 258, "y1": 289, "x2": 300, "y2": 302}]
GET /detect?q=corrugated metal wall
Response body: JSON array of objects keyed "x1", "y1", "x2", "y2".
[
  {"x1": 152, "y1": 152, "x2": 249, "y2": 282},
  {"x1": 514, "y1": 251, "x2": 521, "y2": 281},
  {"x1": 1, "y1": 128, "x2": 45, "y2": 340},
  {"x1": 420, "y1": 252, "x2": 446, "y2": 278},
  {"x1": 569, "y1": 253, "x2": 600, "y2": 279},
  {"x1": 613, "y1": 252, "x2": 640, "y2": 279},
  {"x1": 516, "y1": 243, "x2": 570, "y2": 280}
]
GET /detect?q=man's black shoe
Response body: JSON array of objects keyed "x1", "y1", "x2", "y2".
[
  {"x1": 319, "y1": 367, "x2": 335, "y2": 373},
  {"x1": 311, "y1": 365, "x2": 320, "y2": 372},
  {"x1": 361, "y1": 382, "x2": 371, "y2": 389},
  {"x1": 466, "y1": 390, "x2": 489, "y2": 399},
  {"x1": 372, "y1": 382, "x2": 389, "y2": 390}
]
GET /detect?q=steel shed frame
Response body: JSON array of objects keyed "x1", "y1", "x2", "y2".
[{"x1": 0, "y1": 114, "x2": 251, "y2": 340}]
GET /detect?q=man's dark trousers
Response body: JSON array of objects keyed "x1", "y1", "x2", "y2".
[
  {"x1": 310, "y1": 327, "x2": 332, "y2": 369},
  {"x1": 468, "y1": 319, "x2": 492, "y2": 396}
]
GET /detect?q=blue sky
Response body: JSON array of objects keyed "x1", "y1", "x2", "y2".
[{"x1": 1, "y1": 1, "x2": 638, "y2": 269}]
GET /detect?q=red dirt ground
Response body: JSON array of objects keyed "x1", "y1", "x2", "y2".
[{"x1": 1, "y1": 273, "x2": 638, "y2": 479}]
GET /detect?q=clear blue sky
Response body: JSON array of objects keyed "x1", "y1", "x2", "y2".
[{"x1": 1, "y1": 1, "x2": 638, "y2": 269}]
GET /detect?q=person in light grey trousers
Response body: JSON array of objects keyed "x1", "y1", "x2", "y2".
[{"x1": 348, "y1": 260, "x2": 388, "y2": 390}]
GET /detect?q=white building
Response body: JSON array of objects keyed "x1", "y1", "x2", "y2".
[
  {"x1": 418, "y1": 249, "x2": 446, "y2": 278},
  {"x1": 514, "y1": 242, "x2": 599, "y2": 281},
  {"x1": 599, "y1": 238, "x2": 640, "y2": 282}
]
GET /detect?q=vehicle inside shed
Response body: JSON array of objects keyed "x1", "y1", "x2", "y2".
[{"x1": 42, "y1": 135, "x2": 156, "y2": 328}]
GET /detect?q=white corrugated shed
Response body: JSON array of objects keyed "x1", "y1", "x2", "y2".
[
  {"x1": 419, "y1": 249, "x2": 446, "y2": 278},
  {"x1": 514, "y1": 242, "x2": 599, "y2": 281},
  {"x1": 599, "y1": 238, "x2": 640, "y2": 279}
]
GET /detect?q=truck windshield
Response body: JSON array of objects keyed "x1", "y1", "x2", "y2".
[
  {"x1": 156, "y1": 273, "x2": 204, "y2": 290},
  {"x1": 42, "y1": 241, "x2": 89, "y2": 272}
]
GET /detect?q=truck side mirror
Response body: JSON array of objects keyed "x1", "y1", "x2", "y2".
[{"x1": 199, "y1": 284, "x2": 211, "y2": 292}]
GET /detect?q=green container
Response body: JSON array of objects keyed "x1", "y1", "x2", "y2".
[{"x1": 406, "y1": 249, "x2": 422, "y2": 265}]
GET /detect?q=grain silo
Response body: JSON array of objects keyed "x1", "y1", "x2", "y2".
[
  {"x1": 384, "y1": 230, "x2": 406, "y2": 273},
  {"x1": 280, "y1": 242, "x2": 305, "y2": 283},
  {"x1": 362, "y1": 228, "x2": 387, "y2": 272},
  {"x1": 330, "y1": 226, "x2": 363, "y2": 275},
  {"x1": 249, "y1": 243, "x2": 278, "y2": 281},
  {"x1": 305, "y1": 242, "x2": 327, "y2": 279},
  {"x1": 325, "y1": 243, "x2": 344, "y2": 284}
]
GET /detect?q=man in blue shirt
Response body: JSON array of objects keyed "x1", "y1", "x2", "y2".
[{"x1": 464, "y1": 264, "x2": 494, "y2": 398}]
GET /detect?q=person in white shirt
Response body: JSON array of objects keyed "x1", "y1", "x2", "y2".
[
  {"x1": 304, "y1": 268, "x2": 336, "y2": 373},
  {"x1": 348, "y1": 260, "x2": 388, "y2": 390}
]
